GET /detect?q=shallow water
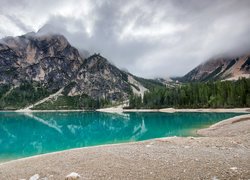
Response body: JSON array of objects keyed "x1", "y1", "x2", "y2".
[{"x1": 0, "y1": 111, "x2": 243, "y2": 161}]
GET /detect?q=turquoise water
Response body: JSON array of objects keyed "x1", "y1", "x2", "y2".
[{"x1": 0, "y1": 111, "x2": 243, "y2": 161}]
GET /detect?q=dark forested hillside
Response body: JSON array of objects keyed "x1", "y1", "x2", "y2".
[{"x1": 128, "y1": 78, "x2": 250, "y2": 109}]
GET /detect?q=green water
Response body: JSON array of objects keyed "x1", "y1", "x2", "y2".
[{"x1": 0, "y1": 111, "x2": 243, "y2": 161}]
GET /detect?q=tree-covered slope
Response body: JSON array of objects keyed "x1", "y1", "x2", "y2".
[{"x1": 128, "y1": 78, "x2": 250, "y2": 109}]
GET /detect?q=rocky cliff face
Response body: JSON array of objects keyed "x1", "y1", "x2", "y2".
[
  {"x1": 181, "y1": 54, "x2": 250, "y2": 82},
  {"x1": 0, "y1": 32, "x2": 156, "y2": 108},
  {"x1": 0, "y1": 33, "x2": 83, "y2": 90},
  {"x1": 68, "y1": 54, "x2": 131, "y2": 100}
]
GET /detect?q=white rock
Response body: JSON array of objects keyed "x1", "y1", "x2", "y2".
[
  {"x1": 65, "y1": 172, "x2": 81, "y2": 180},
  {"x1": 230, "y1": 167, "x2": 238, "y2": 171},
  {"x1": 29, "y1": 174, "x2": 39, "y2": 180}
]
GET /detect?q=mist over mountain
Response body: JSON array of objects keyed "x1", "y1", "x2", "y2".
[{"x1": 1, "y1": 0, "x2": 250, "y2": 78}]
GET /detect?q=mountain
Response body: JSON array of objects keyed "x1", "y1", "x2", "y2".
[
  {"x1": 0, "y1": 33, "x2": 83, "y2": 90},
  {"x1": 0, "y1": 32, "x2": 163, "y2": 110},
  {"x1": 181, "y1": 54, "x2": 250, "y2": 82}
]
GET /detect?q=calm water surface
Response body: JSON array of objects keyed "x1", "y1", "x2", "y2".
[{"x1": 0, "y1": 111, "x2": 243, "y2": 161}]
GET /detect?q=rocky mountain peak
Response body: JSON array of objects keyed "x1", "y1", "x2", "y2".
[
  {"x1": 181, "y1": 54, "x2": 250, "y2": 82},
  {"x1": 0, "y1": 31, "x2": 133, "y2": 101},
  {"x1": 83, "y1": 54, "x2": 114, "y2": 70},
  {"x1": 69, "y1": 53, "x2": 131, "y2": 100},
  {"x1": 0, "y1": 32, "x2": 84, "y2": 88}
]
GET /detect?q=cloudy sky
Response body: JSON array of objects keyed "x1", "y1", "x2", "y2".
[{"x1": 0, "y1": 0, "x2": 250, "y2": 78}]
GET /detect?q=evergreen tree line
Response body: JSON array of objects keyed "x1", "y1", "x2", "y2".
[
  {"x1": 0, "y1": 82, "x2": 50, "y2": 110},
  {"x1": 0, "y1": 82, "x2": 112, "y2": 110},
  {"x1": 128, "y1": 78, "x2": 250, "y2": 109},
  {"x1": 32, "y1": 95, "x2": 112, "y2": 110}
]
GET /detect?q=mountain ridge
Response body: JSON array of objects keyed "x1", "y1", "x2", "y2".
[
  {"x1": 180, "y1": 54, "x2": 250, "y2": 82},
  {"x1": 1, "y1": 31, "x2": 249, "y2": 110},
  {"x1": 0, "y1": 32, "x2": 164, "y2": 110}
]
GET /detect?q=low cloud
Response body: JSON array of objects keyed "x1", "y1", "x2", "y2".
[{"x1": 0, "y1": 0, "x2": 250, "y2": 78}]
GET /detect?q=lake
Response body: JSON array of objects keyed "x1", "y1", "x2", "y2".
[{"x1": 0, "y1": 111, "x2": 243, "y2": 162}]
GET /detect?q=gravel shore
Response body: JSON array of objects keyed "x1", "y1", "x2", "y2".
[
  {"x1": 0, "y1": 114, "x2": 249, "y2": 180},
  {"x1": 97, "y1": 107, "x2": 250, "y2": 113}
]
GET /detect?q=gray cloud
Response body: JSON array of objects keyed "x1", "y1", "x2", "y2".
[
  {"x1": 4, "y1": 14, "x2": 33, "y2": 33},
  {"x1": 0, "y1": 0, "x2": 250, "y2": 78}
]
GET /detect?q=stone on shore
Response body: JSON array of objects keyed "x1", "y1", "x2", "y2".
[
  {"x1": 65, "y1": 172, "x2": 81, "y2": 180},
  {"x1": 29, "y1": 174, "x2": 39, "y2": 180}
]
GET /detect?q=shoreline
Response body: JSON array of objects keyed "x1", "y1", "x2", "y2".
[
  {"x1": 160, "y1": 107, "x2": 250, "y2": 113},
  {"x1": 0, "y1": 107, "x2": 248, "y2": 113},
  {"x1": 99, "y1": 107, "x2": 250, "y2": 113},
  {"x1": 0, "y1": 114, "x2": 249, "y2": 179}
]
